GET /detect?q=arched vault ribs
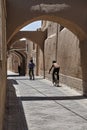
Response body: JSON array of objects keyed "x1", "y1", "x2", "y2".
[{"x1": 8, "y1": 50, "x2": 27, "y2": 75}]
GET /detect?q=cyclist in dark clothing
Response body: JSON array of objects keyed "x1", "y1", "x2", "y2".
[{"x1": 49, "y1": 60, "x2": 60, "y2": 84}]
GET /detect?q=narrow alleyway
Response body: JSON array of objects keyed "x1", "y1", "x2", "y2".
[{"x1": 4, "y1": 71, "x2": 87, "y2": 130}]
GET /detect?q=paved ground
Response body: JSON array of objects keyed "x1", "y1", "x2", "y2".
[{"x1": 3, "y1": 71, "x2": 87, "y2": 130}]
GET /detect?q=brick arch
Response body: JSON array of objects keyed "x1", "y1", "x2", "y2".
[
  {"x1": 8, "y1": 51, "x2": 23, "y2": 63},
  {"x1": 6, "y1": 0, "x2": 87, "y2": 43},
  {"x1": 10, "y1": 50, "x2": 27, "y2": 65},
  {"x1": 7, "y1": 51, "x2": 22, "y2": 73}
]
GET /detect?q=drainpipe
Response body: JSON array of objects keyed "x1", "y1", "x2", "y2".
[
  {"x1": 56, "y1": 24, "x2": 59, "y2": 62},
  {"x1": 43, "y1": 43, "x2": 45, "y2": 79},
  {"x1": 36, "y1": 45, "x2": 39, "y2": 76}
]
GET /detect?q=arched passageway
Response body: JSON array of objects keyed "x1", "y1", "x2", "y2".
[
  {"x1": 0, "y1": 1, "x2": 87, "y2": 130},
  {"x1": 7, "y1": 16, "x2": 87, "y2": 95},
  {"x1": 7, "y1": 50, "x2": 27, "y2": 76},
  {"x1": 6, "y1": 0, "x2": 87, "y2": 96},
  {"x1": 8, "y1": 36, "x2": 45, "y2": 78}
]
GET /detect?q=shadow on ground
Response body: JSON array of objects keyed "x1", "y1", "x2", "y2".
[
  {"x1": 18, "y1": 95, "x2": 86, "y2": 101},
  {"x1": 3, "y1": 79, "x2": 28, "y2": 130}
]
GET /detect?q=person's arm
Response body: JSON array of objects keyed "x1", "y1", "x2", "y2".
[
  {"x1": 28, "y1": 63, "x2": 30, "y2": 69},
  {"x1": 49, "y1": 65, "x2": 53, "y2": 74},
  {"x1": 33, "y1": 63, "x2": 35, "y2": 68}
]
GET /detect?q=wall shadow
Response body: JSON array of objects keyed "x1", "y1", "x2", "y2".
[
  {"x1": 3, "y1": 79, "x2": 28, "y2": 130},
  {"x1": 18, "y1": 95, "x2": 86, "y2": 101},
  {"x1": 79, "y1": 40, "x2": 87, "y2": 96},
  {"x1": 7, "y1": 74, "x2": 19, "y2": 77}
]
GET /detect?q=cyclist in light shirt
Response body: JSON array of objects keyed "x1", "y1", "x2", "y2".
[{"x1": 49, "y1": 60, "x2": 60, "y2": 84}]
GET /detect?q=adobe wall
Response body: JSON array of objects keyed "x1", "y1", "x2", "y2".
[
  {"x1": 0, "y1": 0, "x2": 7, "y2": 130},
  {"x1": 43, "y1": 21, "x2": 83, "y2": 93},
  {"x1": 58, "y1": 28, "x2": 83, "y2": 91}
]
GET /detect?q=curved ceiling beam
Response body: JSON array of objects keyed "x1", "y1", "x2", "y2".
[
  {"x1": 7, "y1": 30, "x2": 47, "y2": 50},
  {"x1": 6, "y1": 0, "x2": 87, "y2": 43},
  {"x1": 10, "y1": 40, "x2": 26, "y2": 50}
]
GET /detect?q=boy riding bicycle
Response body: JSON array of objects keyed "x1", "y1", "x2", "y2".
[{"x1": 49, "y1": 60, "x2": 60, "y2": 86}]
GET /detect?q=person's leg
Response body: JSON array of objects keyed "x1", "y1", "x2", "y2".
[
  {"x1": 29, "y1": 69, "x2": 32, "y2": 79},
  {"x1": 52, "y1": 69, "x2": 56, "y2": 83},
  {"x1": 56, "y1": 68, "x2": 60, "y2": 84},
  {"x1": 32, "y1": 69, "x2": 35, "y2": 80}
]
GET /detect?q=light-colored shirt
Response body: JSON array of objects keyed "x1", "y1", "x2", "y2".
[{"x1": 53, "y1": 63, "x2": 60, "y2": 68}]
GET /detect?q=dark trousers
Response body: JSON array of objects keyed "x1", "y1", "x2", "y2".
[
  {"x1": 52, "y1": 68, "x2": 60, "y2": 82},
  {"x1": 29, "y1": 69, "x2": 34, "y2": 79}
]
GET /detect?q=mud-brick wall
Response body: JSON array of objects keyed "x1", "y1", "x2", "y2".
[
  {"x1": 44, "y1": 22, "x2": 58, "y2": 80},
  {"x1": 58, "y1": 28, "x2": 81, "y2": 78},
  {"x1": 43, "y1": 21, "x2": 84, "y2": 92},
  {"x1": 57, "y1": 28, "x2": 83, "y2": 91},
  {"x1": 44, "y1": 22, "x2": 58, "y2": 71}
]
